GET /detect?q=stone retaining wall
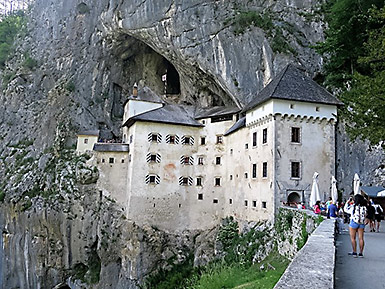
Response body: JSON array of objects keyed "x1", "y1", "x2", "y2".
[{"x1": 274, "y1": 218, "x2": 336, "y2": 289}]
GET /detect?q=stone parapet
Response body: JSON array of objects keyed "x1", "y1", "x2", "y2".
[{"x1": 274, "y1": 218, "x2": 336, "y2": 289}]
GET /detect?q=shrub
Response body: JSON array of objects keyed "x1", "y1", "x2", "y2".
[
  {"x1": 66, "y1": 81, "x2": 75, "y2": 92},
  {"x1": 0, "y1": 191, "x2": 5, "y2": 202},
  {"x1": 23, "y1": 54, "x2": 38, "y2": 69}
]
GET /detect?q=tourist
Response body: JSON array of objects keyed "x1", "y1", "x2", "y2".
[
  {"x1": 344, "y1": 194, "x2": 368, "y2": 257},
  {"x1": 328, "y1": 201, "x2": 338, "y2": 219},
  {"x1": 373, "y1": 202, "x2": 384, "y2": 232},
  {"x1": 314, "y1": 200, "x2": 321, "y2": 214},
  {"x1": 366, "y1": 198, "x2": 376, "y2": 232}
]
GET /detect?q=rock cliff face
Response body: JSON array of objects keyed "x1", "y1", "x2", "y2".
[{"x1": 0, "y1": 0, "x2": 384, "y2": 288}]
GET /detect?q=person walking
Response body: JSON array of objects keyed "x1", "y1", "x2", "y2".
[
  {"x1": 366, "y1": 199, "x2": 376, "y2": 232},
  {"x1": 344, "y1": 194, "x2": 367, "y2": 258},
  {"x1": 373, "y1": 203, "x2": 384, "y2": 232}
]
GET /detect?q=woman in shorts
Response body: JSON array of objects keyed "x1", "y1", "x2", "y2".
[{"x1": 344, "y1": 194, "x2": 367, "y2": 257}]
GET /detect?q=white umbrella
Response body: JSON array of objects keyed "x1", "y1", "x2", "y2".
[
  {"x1": 353, "y1": 173, "x2": 361, "y2": 195},
  {"x1": 331, "y1": 176, "x2": 338, "y2": 203},
  {"x1": 377, "y1": 190, "x2": 385, "y2": 197},
  {"x1": 310, "y1": 172, "x2": 321, "y2": 207}
]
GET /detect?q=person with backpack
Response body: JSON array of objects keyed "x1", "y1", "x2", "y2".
[
  {"x1": 373, "y1": 202, "x2": 384, "y2": 232},
  {"x1": 344, "y1": 194, "x2": 368, "y2": 257}
]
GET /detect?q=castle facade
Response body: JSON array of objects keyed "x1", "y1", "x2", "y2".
[{"x1": 77, "y1": 64, "x2": 341, "y2": 231}]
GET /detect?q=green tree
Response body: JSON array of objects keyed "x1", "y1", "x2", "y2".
[
  {"x1": 341, "y1": 7, "x2": 385, "y2": 144},
  {"x1": 318, "y1": 1, "x2": 385, "y2": 144},
  {"x1": 317, "y1": 0, "x2": 384, "y2": 88},
  {"x1": 0, "y1": 11, "x2": 26, "y2": 67}
]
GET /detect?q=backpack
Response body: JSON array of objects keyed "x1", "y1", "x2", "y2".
[{"x1": 351, "y1": 205, "x2": 366, "y2": 224}]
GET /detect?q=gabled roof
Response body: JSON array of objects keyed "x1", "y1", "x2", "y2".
[
  {"x1": 224, "y1": 116, "x2": 246, "y2": 136},
  {"x1": 77, "y1": 130, "x2": 100, "y2": 136},
  {"x1": 242, "y1": 64, "x2": 343, "y2": 113},
  {"x1": 123, "y1": 104, "x2": 204, "y2": 128},
  {"x1": 93, "y1": 143, "x2": 129, "y2": 152},
  {"x1": 123, "y1": 86, "x2": 165, "y2": 106},
  {"x1": 361, "y1": 186, "x2": 385, "y2": 198},
  {"x1": 195, "y1": 106, "x2": 240, "y2": 119}
]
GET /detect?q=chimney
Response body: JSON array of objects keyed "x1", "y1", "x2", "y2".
[{"x1": 133, "y1": 83, "x2": 138, "y2": 98}]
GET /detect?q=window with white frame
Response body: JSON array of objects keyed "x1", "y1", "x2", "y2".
[
  {"x1": 291, "y1": 127, "x2": 301, "y2": 143},
  {"x1": 291, "y1": 161, "x2": 301, "y2": 179}
]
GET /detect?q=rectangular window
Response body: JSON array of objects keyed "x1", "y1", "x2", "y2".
[
  {"x1": 213, "y1": 199, "x2": 218, "y2": 204},
  {"x1": 182, "y1": 177, "x2": 189, "y2": 185},
  {"x1": 101, "y1": 158, "x2": 105, "y2": 163},
  {"x1": 121, "y1": 159, "x2": 125, "y2": 163},
  {"x1": 196, "y1": 177, "x2": 202, "y2": 186},
  {"x1": 169, "y1": 135, "x2": 175, "y2": 144},
  {"x1": 230, "y1": 149, "x2": 233, "y2": 155},
  {"x1": 198, "y1": 194, "x2": 203, "y2": 200},
  {"x1": 252, "y1": 201, "x2": 257, "y2": 207},
  {"x1": 262, "y1": 128, "x2": 267, "y2": 144},
  {"x1": 291, "y1": 161, "x2": 301, "y2": 178},
  {"x1": 252, "y1": 132, "x2": 257, "y2": 147},
  {"x1": 245, "y1": 200, "x2": 248, "y2": 206},
  {"x1": 245, "y1": 173, "x2": 248, "y2": 179},
  {"x1": 245, "y1": 143, "x2": 248, "y2": 149},
  {"x1": 84, "y1": 138, "x2": 88, "y2": 144},
  {"x1": 262, "y1": 201, "x2": 267, "y2": 209},
  {"x1": 230, "y1": 175, "x2": 233, "y2": 180},
  {"x1": 149, "y1": 175, "x2": 156, "y2": 184},
  {"x1": 291, "y1": 127, "x2": 300, "y2": 143},
  {"x1": 215, "y1": 178, "x2": 221, "y2": 186},
  {"x1": 183, "y1": 136, "x2": 190, "y2": 145},
  {"x1": 229, "y1": 199, "x2": 233, "y2": 204},
  {"x1": 201, "y1": 137, "x2": 206, "y2": 145},
  {"x1": 198, "y1": 157, "x2": 204, "y2": 165},
  {"x1": 252, "y1": 164, "x2": 257, "y2": 178},
  {"x1": 150, "y1": 154, "x2": 157, "y2": 162},
  {"x1": 183, "y1": 156, "x2": 190, "y2": 165},
  {"x1": 151, "y1": 134, "x2": 158, "y2": 142},
  {"x1": 216, "y1": 135, "x2": 223, "y2": 144},
  {"x1": 130, "y1": 135, "x2": 133, "y2": 143},
  {"x1": 262, "y1": 162, "x2": 267, "y2": 178},
  {"x1": 109, "y1": 157, "x2": 114, "y2": 164},
  {"x1": 216, "y1": 156, "x2": 221, "y2": 165}
]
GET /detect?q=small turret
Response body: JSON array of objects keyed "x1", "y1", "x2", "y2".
[{"x1": 133, "y1": 83, "x2": 138, "y2": 98}]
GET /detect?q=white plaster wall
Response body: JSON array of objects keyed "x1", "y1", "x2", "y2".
[
  {"x1": 125, "y1": 117, "x2": 237, "y2": 231},
  {"x1": 246, "y1": 99, "x2": 337, "y2": 126},
  {"x1": 123, "y1": 99, "x2": 163, "y2": 123},
  {"x1": 76, "y1": 135, "x2": 98, "y2": 154},
  {"x1": 224, "y1": 118, "x2": 275, "y2": 222},
  {"x1": 95, "y1": 151, "x2": 129, "y2": 205},
  {"x1": 274, "y1": 115, "x2": 336, "y2": 206}
]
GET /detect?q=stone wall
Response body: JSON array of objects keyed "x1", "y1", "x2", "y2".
[{"x1": 274, "y1": 218, "x2": 336, "y2": 289}]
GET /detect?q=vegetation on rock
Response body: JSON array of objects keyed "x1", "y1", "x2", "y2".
[{"x1": 0, "y1": 11, "x2": 26, "y2": 67}]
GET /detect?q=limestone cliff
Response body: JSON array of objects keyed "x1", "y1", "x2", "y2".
[{"x1": 0, "y1": 0, "x2": 384, "y2": 288}]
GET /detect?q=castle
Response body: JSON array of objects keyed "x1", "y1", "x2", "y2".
[{"x1": 76, "y1": 64, "x2": 342, "y2": 231}]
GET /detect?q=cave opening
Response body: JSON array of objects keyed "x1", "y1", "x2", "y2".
[
  {"x1": 160, "y1": 59, "x2": 180, "y2": 95},
  {"x1": 114, "y1": 35, "x2": 181, "y2": 98}
]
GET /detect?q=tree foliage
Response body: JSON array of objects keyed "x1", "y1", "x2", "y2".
[
  {"x1": 0, "y1": 11, "x2": 26, "y2": 67},
  {"x1": 318, "y1": 1, "x2": 385, "y2": 144}
]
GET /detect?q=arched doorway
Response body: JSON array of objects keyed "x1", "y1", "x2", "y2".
[{"x1": 287, "y1": 191, "x2": 301, "y2": 205}]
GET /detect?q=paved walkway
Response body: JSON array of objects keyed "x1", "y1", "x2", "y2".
[{"x1": 335, "y1": 221, "x2": 385, "y2": 289}]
